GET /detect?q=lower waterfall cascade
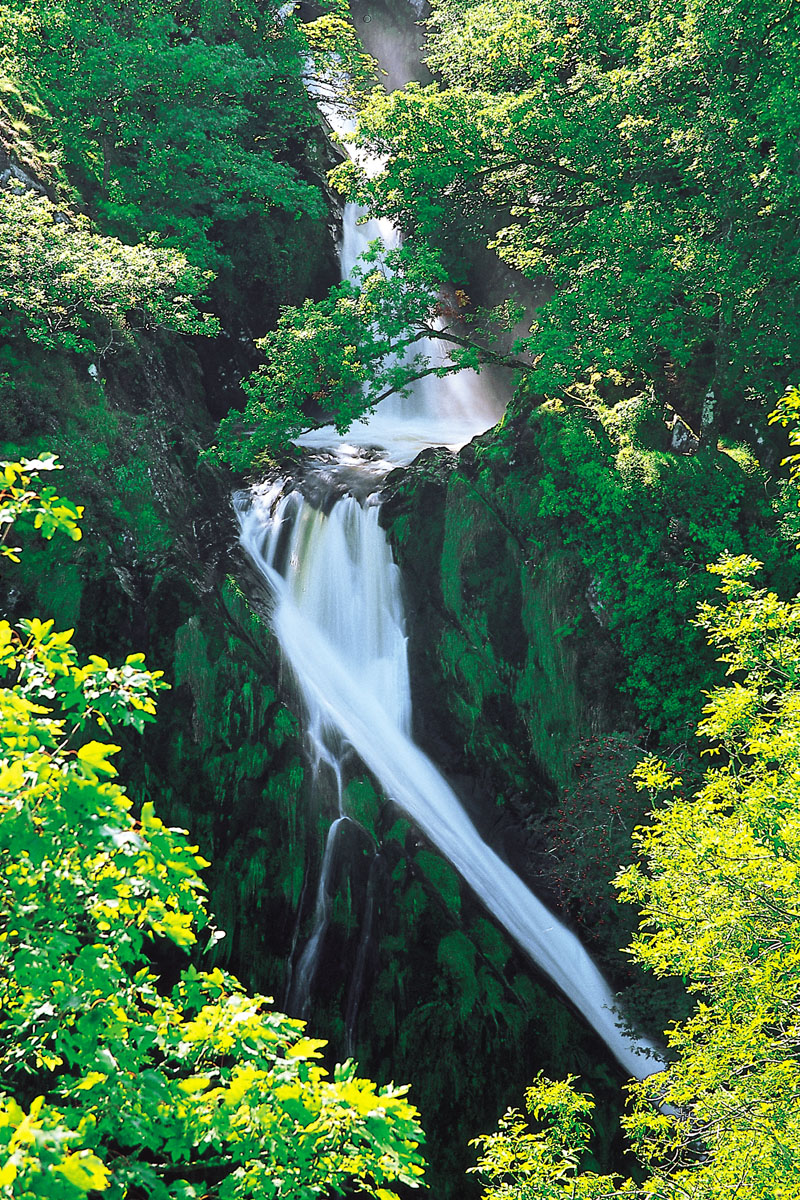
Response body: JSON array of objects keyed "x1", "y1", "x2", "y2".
[{"x1": 235, "y1": 471, "x2": 660, "y2": 1082}]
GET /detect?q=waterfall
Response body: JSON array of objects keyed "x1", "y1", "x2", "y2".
[
  {"x1": 236, "y1": 483, "x2": 659, "y2": 1080},
  {"x1": 235, "y1": 1, "x2": 661, "y2": 1083},
  {"x1": 298, "y1": 74, "x2": 504, "y2": 465}
]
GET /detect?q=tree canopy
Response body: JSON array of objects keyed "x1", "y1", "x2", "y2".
[
  {"x1": 0, "y1": 0, "x2": 336, "y2": 359},
  {"x1": 224, "y1": 0, "x2": 795, "y2": 456},
  {"x1": 0, "y1": 0, "x2": 324, "y2": 277},
  {"x1": 0, "y1": 458, "x2": 426, "y2": 1199},
  {"x1": 335, "y1": 0, "x2": 799, "y2": 435},
  {"x1": 210, "y1": 240, "x2": 519, "y2": 469},
  {"x1": 0, "y1": 190, "x2": 217, "y2": 355}
]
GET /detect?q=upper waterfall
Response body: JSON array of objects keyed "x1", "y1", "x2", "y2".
[{"x1": 298, "y1": 16, "x2": 504, "y2": 469}]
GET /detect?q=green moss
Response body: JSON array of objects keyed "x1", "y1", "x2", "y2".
[
  {"x1": 437, "y1": 930, "x2": 479, "y2": 1019},
  {"x1": 399, "y1": 394, "x2": 798, "y2": 772},
  {"x1": 343, "y1": 777, "x2": 382, "y2": 839},
  {"x1": 416, "y1": 850, "x2": 462, "y2": 916},
  {"x1": 384, "y1": 817, "x2": 411, "y2": 844},
  {"x1": 471, "y1": 917, "x2": 512, "y2": 974},
  {"x1": 174, "y1": 618, "x2": 218, "y2": 744},
  {"x1": 512, "y1": 554, "x2": 585, "y2": 789}
]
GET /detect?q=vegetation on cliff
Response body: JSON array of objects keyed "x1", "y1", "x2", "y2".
[
  {"x1": 0, "y1": 0, "x2": 337, "y2": 454},
  {"x1": 2, "y1": 0, "x2": 800, "y2": 1197},
  {"x1": 202, "y1": 0, "x2": 800, "y2": 466},
  {"x1": 334, "y1": 0, "x2": 798, "y2": 438},
  {"x1": 473, "y1": 554, "x2": 800, "y2": 1200},
  {"x1": 0, "y1": 190, "x2": 216, "y2": 355},
  {"x1": 382, "y1": 386, "x2": 799, "y2": 1049},
  {"x1": 0, "y1": 0, "x2": 325, "y2": 280}
]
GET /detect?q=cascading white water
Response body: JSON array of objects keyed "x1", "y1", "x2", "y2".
[
  {"x1": 288, "y1": 814, "x2": 350, "y2": 1015},
  {"x1": 239, "y1": 480, "x2": 412, "y2": 742},
  {"x1": 236, "y1": 483, "x2": 659, "y2": 1080},
  {"x1": 235, "y1": 0, "x2": 660, "y2": 1083},
  {"x1": 298, "y1": 30, "x2": 505, "y2": 466}
]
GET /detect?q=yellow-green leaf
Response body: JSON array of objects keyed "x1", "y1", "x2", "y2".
[
  {"x1": 76, "y1": 742, "x2": 121, "y2": 776},
  {"x1": 54, "y1": 1151, "x2": 110, "y2": 1193},
  {"x1": 286, "y1": 1037, "x2": 327, "y2": 1059},
  {"x1": 74, "y1": 1072, "x2": 107, "y2": 1091},
  {"x1": 177, "y1": 1076, "x2": 211, "y2": 1094}
]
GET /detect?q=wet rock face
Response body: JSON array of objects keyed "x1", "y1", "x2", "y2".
[
  {"x1": 378, "y1": 376, "x2": 795, "y2": 1065},
  {"x1": 382, "y1": 429, "x2": 619, "y2": 807},
  {"x1": 0, "y1": 155, "x2": 46, "y2": 195},
  {"x1": 0, "y1": 128, "x2": 52, "y2": 197},
  {"x1": 349, "y1": 0, "x2": 433, "y2": 92},
  {"x1": 377, "y1": 409, "x2": 658, "y2": 970}
]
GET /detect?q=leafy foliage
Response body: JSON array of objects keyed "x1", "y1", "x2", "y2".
[
  {"x1": 212, "y1": 234, "x2": 526, "y2": 468},
  {"x1": 472, "y1": 554, "x2": 800, "y2": 1199},
  {"x1": 212, "y1": 0, "x2": 800, "y2": 456},
  {"x1": 470, "y1": 1075, "x2": 617, "y2": 1200},
  {"x1": 0, "y1": 0, "x2": 335, "y2": 368},
  {"x1": 0, "y1": 190, "x2": 217, "y2": 354},
  {"x1": 301, "y1": 0, "x2": 380, "y2": 109},
  {"x1": 468, "y1": 385, "x2": 791, "y2": 742},
  {"x1": 0, "y1": 462, "x2": 426, "y2": 1198},
  {"x1": 212, "y1": 241, "x2": 472, "y2": 468},
  {"x1": 0, "y1": 454, "x2": 82, "y2": 561},
  {"x1": 0, "y1": 0, "x2": 324, "y2": 279}
]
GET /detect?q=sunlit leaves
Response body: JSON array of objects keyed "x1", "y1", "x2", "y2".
[
  {"x1": 470, "y1": 1074, "x2": 620, "y2": 1200},
  {"x1": 0, "y1": 0, "x2": 323, "y2": 280},
  {"x1": 0, "y1": 462, "x2": 427, "y2": 1197},
  {"x1": 0, "y1": 455, "x2": 82, "y2": 561},
  {"x1": 301, "y1": 0, "x2": 379, "y2": 108},
  {"x1": 0, "y1": 190, "x2": 218, "y2": 355},
  {"x1": 335, "y1": 0, "x2": 800, "y2": 425}
]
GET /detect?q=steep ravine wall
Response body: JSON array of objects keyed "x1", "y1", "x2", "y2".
[
  {"x1": 386, "y1": 455, "x2": 599, "y2": 796},
  {"x1": 0, "y1": 56, "x2": 352, "y2": 997},
  {"x1": 380, "y1": 440, "x2": 644, "y2": 1008},
  {"x1": 7, "y1": 9, "x2": 799, "y2": 1193}
]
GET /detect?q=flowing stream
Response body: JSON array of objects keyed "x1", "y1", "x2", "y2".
[{"x1": 235, "y1": 0, "x2": 659, "y2": 1082}]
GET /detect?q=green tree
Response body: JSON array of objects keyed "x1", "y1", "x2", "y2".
[
  {"x1": 212, "y1": 241, "x2": 452, "y2": 467},
  {"x1": 211, "y1": 239, "x2": 524, "y2": 468},
  {"x1": 0, "y1": 458, "x2": 426, "y2": 1198},
  {"x1": 0, "y1": 190, "x2": 217, "y2": 355},
  {"x1": 0, "y1": 0, "x2": 325, "y2": 279},
  {"x1": 470, "y1": 551, "x2": 800, "y2": 1198},
  {"x1": 334, "y1": 0, "x2": 800, "y2": 435},
  {"x1": 215, "y1": 0, "x2": 799, "y2": 460}
]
